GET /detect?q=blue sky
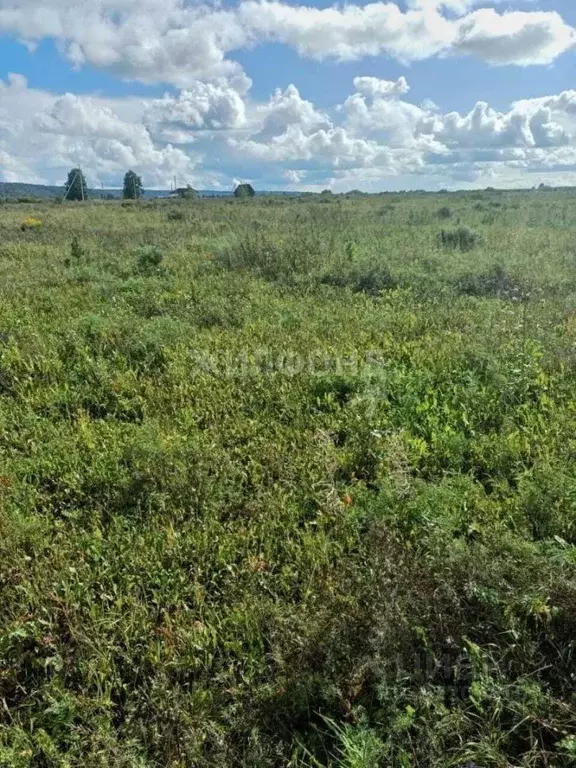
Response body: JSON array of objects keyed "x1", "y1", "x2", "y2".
[{"x1": 0, "y1": 0, "x2": 576, "y2": 190}]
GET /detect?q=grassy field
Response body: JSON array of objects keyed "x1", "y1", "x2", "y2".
[{"x1": 0, "y1": 191, "x2": 575, "y2": 767}]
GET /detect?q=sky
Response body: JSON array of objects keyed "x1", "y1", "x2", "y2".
[{"x1": 1, "y1": 0, "x2": 576, "y2": 191}]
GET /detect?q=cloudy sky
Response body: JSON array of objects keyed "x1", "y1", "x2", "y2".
[{"x1": 0, "y1": 0, "x2": 576, "y2": 191}]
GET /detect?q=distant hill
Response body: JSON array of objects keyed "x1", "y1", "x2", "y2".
[
  {"x1": 1, "y1": 182, "x2": 69, "y2": 199},
  {"x1": 0, "y1": 182, "x2": 175, "y2": 200},
  {"x1": 0, "y1": 182, "x2": 300, "y2": 200}
]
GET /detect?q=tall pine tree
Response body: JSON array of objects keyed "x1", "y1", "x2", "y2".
[{"x1": 64, "y1": 168, "x2": 87, "y2": 201}]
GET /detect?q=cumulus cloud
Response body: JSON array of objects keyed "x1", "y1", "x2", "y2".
[
  {"x1": 0, "y1": 0, "x2": 573, "y2": 89},
  {"x1": 420, "y1": 101, "x2": 570, "y2": 149},
  {"x1": 239, "y1": 1, "x2": 454, "y2": 62},
  {"x1": 36, "y1": 94, "x2": 141, "y2": 142},
  {"x1": 341, "y1": 93, "x2": 426, "y2": 145},
  {"x1": 240, "y1": 1, "x2": 575, "y2": 68},
  {"x1": 230, "y1": 125, "x2": 385, "y2": 167},
  {"x1": 0, "y1": 76, "x2": 200, "y2": 186},
  {"x1": 144, "y1": 81, "x2": 247, "y2": 143},
  {"x1": 353, "y1": 76, "x2": 410, "y2": 98},
  {"x1": 0, "y1": 0, "x2": 246, "y2": 86},
  {"x1": 453, "y1": 9, "x2": 576, "y2": 65},
  {"x1": 4, "y1": 68, "x2": 576, "y2": 192},
  {"x1": 255, "y1": 85, "x2": 331, "y2": 140}
]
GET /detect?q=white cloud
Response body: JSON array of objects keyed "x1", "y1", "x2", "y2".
[
  {"x1": 36, "y1": 93, "x2": 141, "y2": 143},
  {"x1": 240, "y1": 1, "x2": 574, "y2": 68},
  {"x1": 453, "y1": 9, "x2": 576, "y2": 65},
  {"x1": 0, "y1": 76, "x2": 199, "y2": 186},
  {"x1": 513, "y1": 90, "x2": 576, "y2": 118},
  {"x1": 341, "y1": 92, "x2": 426, "y2": 145},
  {"x1": 255, "y1": 85, "x2": 331, "y2": 140},
  {"x1": 144, "y1": 81, "x2": 247, "y2": 143},
  {"x1": 4, "y1": 69, "x2": 576, "y2": 192},
  {"x1": 353, "y1": 76, "x2": 410, "y2": 98},
  {"x1": 420, "y1": 100, "x2": 570, "y2": 149},
  {"x1": 0, "y1": 0, "x2": 572, "y2": 90},
  {"x1": 0, "y1": 0, "x2": 246, "y2": 86},
  {"x1": 239, "y1": 1, "x2": 455, "y2": 63},
  {"x1": 284, "y1": 169, "x2": 306, "y2": 183}
]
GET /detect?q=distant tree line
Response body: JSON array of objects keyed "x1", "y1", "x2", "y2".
[
  {"x1": 62, "y1": 169, "x2": 262, "y2": 201},
  {"x1": 63, "y1": 168, "x2": 144, "y2": 201}
]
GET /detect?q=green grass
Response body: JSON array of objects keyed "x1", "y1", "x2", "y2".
[{"x1": 0, "y1": 191, "x2": 575, "y2": 767}]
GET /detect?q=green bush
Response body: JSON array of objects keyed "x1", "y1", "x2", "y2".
[
  {"x1": 320, "y1": 264, "x2": 397, "y2": 296},
  {"x1": 455, "y1": 264, "x2": 528, "y2": 299},
  {"x1": 439, "y1": 226, "x2": 482, "y2": 251},
  {"x1": 135, "y1": 245, "x2": 165, "y2": 275}
]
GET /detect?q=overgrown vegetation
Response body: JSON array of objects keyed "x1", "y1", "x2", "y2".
[{"x1": 0, "y1": 190, "x2": 575, "y2": 767}]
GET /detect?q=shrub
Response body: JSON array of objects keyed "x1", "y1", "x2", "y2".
[
  {"x1": 167, "y1": 210, "x2": 185, "y2": 222},
  {"x1": 135, "y1": 245, "x2": 165, "y2": 276},
  {"x1": 321, "y1": 264, "x2": 397, "y2": 296},
  {"x1": 214, "y1": 233, "x2": 313, "y2": 282},
  {"x1": 70, "y1": 236, "x2": 84, "y2": 262},
  {"x1": 455, "y1": 263, "x2": 528, "y2": 299},
  {"x1": 437, "y1": 206, "x2": 453, "y2": 220},
  {"x1": 439, "y1": 226, "x2": 481, "y2": 252}
]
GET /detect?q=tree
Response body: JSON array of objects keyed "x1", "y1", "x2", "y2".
[
  {"x1": 123, "y1": 170, "x2": 143, "y2": 200},
  {"x1": 233, "y1": 183, "x2": 255, "y2": 199},
  {"x1": 174, "y1": 185, "x2": 197, "y2": 199},
  {"x1": 64, "y1": 168, "x2": 87, "y2": 201}
]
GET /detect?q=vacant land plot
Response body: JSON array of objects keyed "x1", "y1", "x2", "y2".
[{"x1": 0, "y1": 191, "x2": 575, "y2": 767}]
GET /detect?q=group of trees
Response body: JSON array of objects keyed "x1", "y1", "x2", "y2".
[
  {"x1": 63, "y1": 169, "x2": 256, "y2": 201},
  {"x1": 173, "y1": 185, "x2": 197, "y2": 199},
  {"x1": 233, "y1": 183, "x2": 255, "y2": 199},
  {"x1": 64, "y1": 168, "x2": 144, "y2": 201}
]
